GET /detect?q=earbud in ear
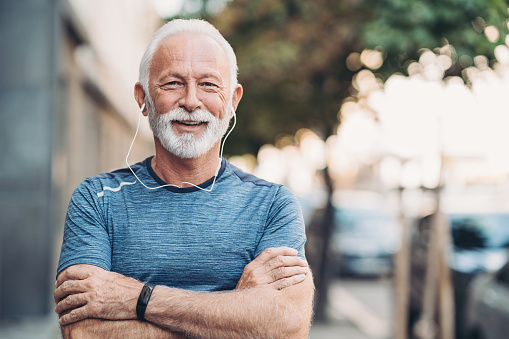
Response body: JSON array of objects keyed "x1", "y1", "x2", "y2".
[
  {"x1": 231, "y1": 105, "x2": 236, "y2": 115},
  {"x1": 140, "y1": 103, "x2": 146, "y2": 112}
]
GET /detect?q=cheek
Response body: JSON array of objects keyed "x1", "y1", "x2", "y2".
[
  {"x1": 204, "y1": 92, "x2": 229, "y2": 115},
  {"x1": 152, "y1": 91, "x2": 179, "y2": 112}
]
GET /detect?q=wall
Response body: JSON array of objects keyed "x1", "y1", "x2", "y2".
[{"x1": 0, "y1": 0, "x2": 160, "y2": 321}]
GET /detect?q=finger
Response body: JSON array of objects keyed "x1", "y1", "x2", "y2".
[
  {"x1": 55, "y1": 292, "x2": 88, "y2": 315},
  {"x1": 270, "y1": 265, "x2": 310, "y2": 281},
  {"x1": 58, "y1": 306, "x2": 89, "y2": 325},
  {"x1": 255, "y1": 247, "x2": 298, "y2": 264},
  {"x1": 54, "y1": 279, "x2": 88, "y2": 303},
  {"x1": 56, "y1": 265, "x2": 92, "y2": 288},
  {"x1": 236, "y1": 267, "x2": 273, "y2": 288},
  {"x1": 264, "y1": 255, "x2": 308, "y2": 272},
  {"x1": 270, "y1": 274, "x2": 307, "y2": 290}
]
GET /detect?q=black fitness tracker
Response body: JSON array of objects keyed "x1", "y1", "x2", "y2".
[{"x1": 136, "y1": 283, "x2": 156, "y2": 321}]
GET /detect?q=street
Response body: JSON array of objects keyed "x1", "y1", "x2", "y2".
[{"x1": 310, "y1": 277, "x2": 394, "y2": 339}]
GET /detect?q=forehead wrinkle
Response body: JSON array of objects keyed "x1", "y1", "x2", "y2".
[{"x1": 151, "y1": 33, "x2": 230, "y2": 85}]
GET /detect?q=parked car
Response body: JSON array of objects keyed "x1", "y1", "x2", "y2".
[
  {"x1": 449, "y1": 213, "x2": 509, "y2": 275},
  {"x1": 408, "y1": 212, "x2": 509, "y2": 339},
  {"x1": 465, "y1": 259, "x2": 509, "y2": 339},
  {"x1": 329, "y1": 191, "x2": 400, "y2": 277}
]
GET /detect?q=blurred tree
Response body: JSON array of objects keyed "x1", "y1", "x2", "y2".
[{"x1": 210, "y1": 0, "x2": 508, "y2": 155}]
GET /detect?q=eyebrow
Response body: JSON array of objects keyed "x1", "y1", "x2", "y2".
[
  {"x1": 158, "y1": 71, "x2": 224, "y2": 83},
  {"x1": 200, "y1": 73, "x2": 224, "y2": 82}
]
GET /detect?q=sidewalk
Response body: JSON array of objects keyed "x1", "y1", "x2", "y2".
[
  {"x1": 310, "y1": 317, "x2": 371, "y2": 339},
  {"x1": 309, "y1": 278, "x2": 393, "y2": 339},
  {"x1": 0, "y1": 315, "x2": 60, "y2": 339}
]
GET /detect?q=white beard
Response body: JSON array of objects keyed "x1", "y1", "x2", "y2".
[{"x1": 148, "y1": 106, "x2": 231, "y2": 159}]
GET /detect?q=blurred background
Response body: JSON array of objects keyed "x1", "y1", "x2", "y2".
[{"x1": 1, "y1": 0, "x2": 509, "y2": 338}]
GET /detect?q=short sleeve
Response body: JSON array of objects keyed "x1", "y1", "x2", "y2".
[
  {"x1": 254, "y1": 185, "x2": 307, "y2": 260},
  {"x1": 56, "y1": 179, "x2": 112, "y2": 277}
]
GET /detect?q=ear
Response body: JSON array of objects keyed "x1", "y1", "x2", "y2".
[
  {"x1": 231, "y1": 84, "x2": 243, "y2": 117},
  {"x1": 134, "y1": 82, "x2": 148, "y2": 116}
]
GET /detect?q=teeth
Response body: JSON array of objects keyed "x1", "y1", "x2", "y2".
[{"x1": 177, "y1": 121, "x2": 203, "y2": 125}]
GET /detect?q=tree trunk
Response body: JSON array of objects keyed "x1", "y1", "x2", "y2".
[{"x1": 311, "y1": 166, "x2": 335, "y2": 322}]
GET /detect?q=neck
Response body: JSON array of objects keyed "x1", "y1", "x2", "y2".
[{"x1": 151, "y1": 139, "x2": 221, "y2": 188}]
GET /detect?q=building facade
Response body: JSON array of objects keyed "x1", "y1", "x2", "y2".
[{"x1": 0, "y1": 0, "x2": 160, "y2": 321}]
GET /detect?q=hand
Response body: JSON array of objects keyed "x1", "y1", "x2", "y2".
[
  {"x1": 236, "y1": 247, "x2": 309, "y2": 290},
  {"x1": 54, "y1": 264, "x2": 143, "y2": 325}
]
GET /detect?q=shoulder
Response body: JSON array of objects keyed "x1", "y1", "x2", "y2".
[
  {"x1": 73, "y1": 158, "x2": 148, "y2": 199},
  {"x1": 223, "y1": 161, "x2": 300, "y2": 207},
  {"x1": 225, "y1": 161, "x2": 279, "y2": 188}
]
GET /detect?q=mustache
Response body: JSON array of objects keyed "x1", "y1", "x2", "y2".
[{"x1": 161, "y1": 108, "x2": 216, "y2": 123}]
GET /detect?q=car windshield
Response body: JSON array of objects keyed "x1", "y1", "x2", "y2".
[
  {"x1": 450, "y1": 213, "x2": 509, "y2": 249},
  {"x1": 335, "y1": 208, "x2": 395, "y2": 235}
]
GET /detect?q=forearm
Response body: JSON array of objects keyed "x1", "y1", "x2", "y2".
[
  {"x1": 61, "y1": 318, "x2": 188, "y2": 339},
  {"x1": 145, "y1": 275, "x2": 314, "y2": 339}
]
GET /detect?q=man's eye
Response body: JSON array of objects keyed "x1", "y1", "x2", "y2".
[
  {"x1": 202, "y1": 82, "x2": 217, "y2": 87},
  {"x1": 165, "y1": 81, "x2": 180, "y2": 86}
]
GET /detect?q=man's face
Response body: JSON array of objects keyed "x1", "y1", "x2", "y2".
[{"x1": 146, "y1": 33, "x2": 232, "y2": 158}]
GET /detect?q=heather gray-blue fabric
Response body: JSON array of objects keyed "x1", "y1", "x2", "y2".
[{"x1": 57, "y1": 157, "x2": 306, "y2": 292}]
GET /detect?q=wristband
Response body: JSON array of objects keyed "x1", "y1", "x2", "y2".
[{"x1": 136, "y1": 283, "x2": 155, "y2": 321}]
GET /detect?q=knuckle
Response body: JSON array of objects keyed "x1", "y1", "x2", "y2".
[
  {"x1": 61, "y1": 282, "x2": 69, "y2": 293},
  {"x1": 85, "y1": 278, "x2": 97, "y2": 290},
  {"x1": 88, "y1": 303, "x2": 99, "y2": 315},
  {"x1": 69, "y1": 310, "x2": 80, "y2": 320},
  {"x1": 243, "y1": 263, "x2": 253, "y2": 272},
  {"x1": 264, "y1": 248, "x2": 275, "y2": 256},
  {"x1": 64, "y1": 296, "x2": 73, "y2": 306},
  {"x1": 63, "y1": 280, "x2": 76, "y2": 292},
  {"x1": 279, "y1": 278, "x2": 290, "y2": 288}
]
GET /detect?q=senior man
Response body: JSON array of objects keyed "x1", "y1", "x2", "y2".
[{"x1": 54, "y1": 19, "x2": 314, "y2": 338}]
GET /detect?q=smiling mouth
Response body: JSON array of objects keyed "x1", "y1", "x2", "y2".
[{"x1": 175, "y1": 120, "x2": 207, "y2": 126}]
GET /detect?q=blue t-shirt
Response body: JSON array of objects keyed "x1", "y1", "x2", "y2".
[{"x1": 57, "y1": 157, "x2": 306, "y2": 291}]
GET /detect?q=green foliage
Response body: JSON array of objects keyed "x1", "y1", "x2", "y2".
[
  {"x1": 172, "y1": 0, "x2": 509, "y2": 155},
  {"x1": 362, "y1": 0, "x2": 509, "y2": 75}
]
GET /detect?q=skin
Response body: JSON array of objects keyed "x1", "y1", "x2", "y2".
[
  {"x1": 135, "y1": 32, "x2": 243, "y2": 188},
  {"x1": 55, "y1": 32, "x2": 314, "y2": 338}
]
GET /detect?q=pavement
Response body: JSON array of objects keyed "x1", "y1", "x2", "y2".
[
  {"x1": 310, "y1": 278, "x2": 394, "y2": 339},
  {"x1": 0, "y1": 315, "x2": 60, "y2": 339}
]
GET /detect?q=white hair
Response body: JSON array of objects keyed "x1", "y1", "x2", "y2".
[{"x1": 139, "y1": 19, "x2": 238, "y2": 97}]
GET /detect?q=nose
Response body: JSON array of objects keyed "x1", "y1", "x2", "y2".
[{"x1": 179, "y1": 84, "x2": 201, "y2": 112}]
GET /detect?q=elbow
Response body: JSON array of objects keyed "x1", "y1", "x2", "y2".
[
  {"x1": 277, "y1": 278, "x2": 314, "y2": 338},
  {"x1": 273, "y1": 292, "x2": 313, "y2": 338},
  {"x1": 279, "y1": 307, "x2": 312, "y2": 339}
]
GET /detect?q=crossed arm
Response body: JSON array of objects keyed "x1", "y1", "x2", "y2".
[{"x1": 54, "y1": 247, "x2": 314, "y2": 338}]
